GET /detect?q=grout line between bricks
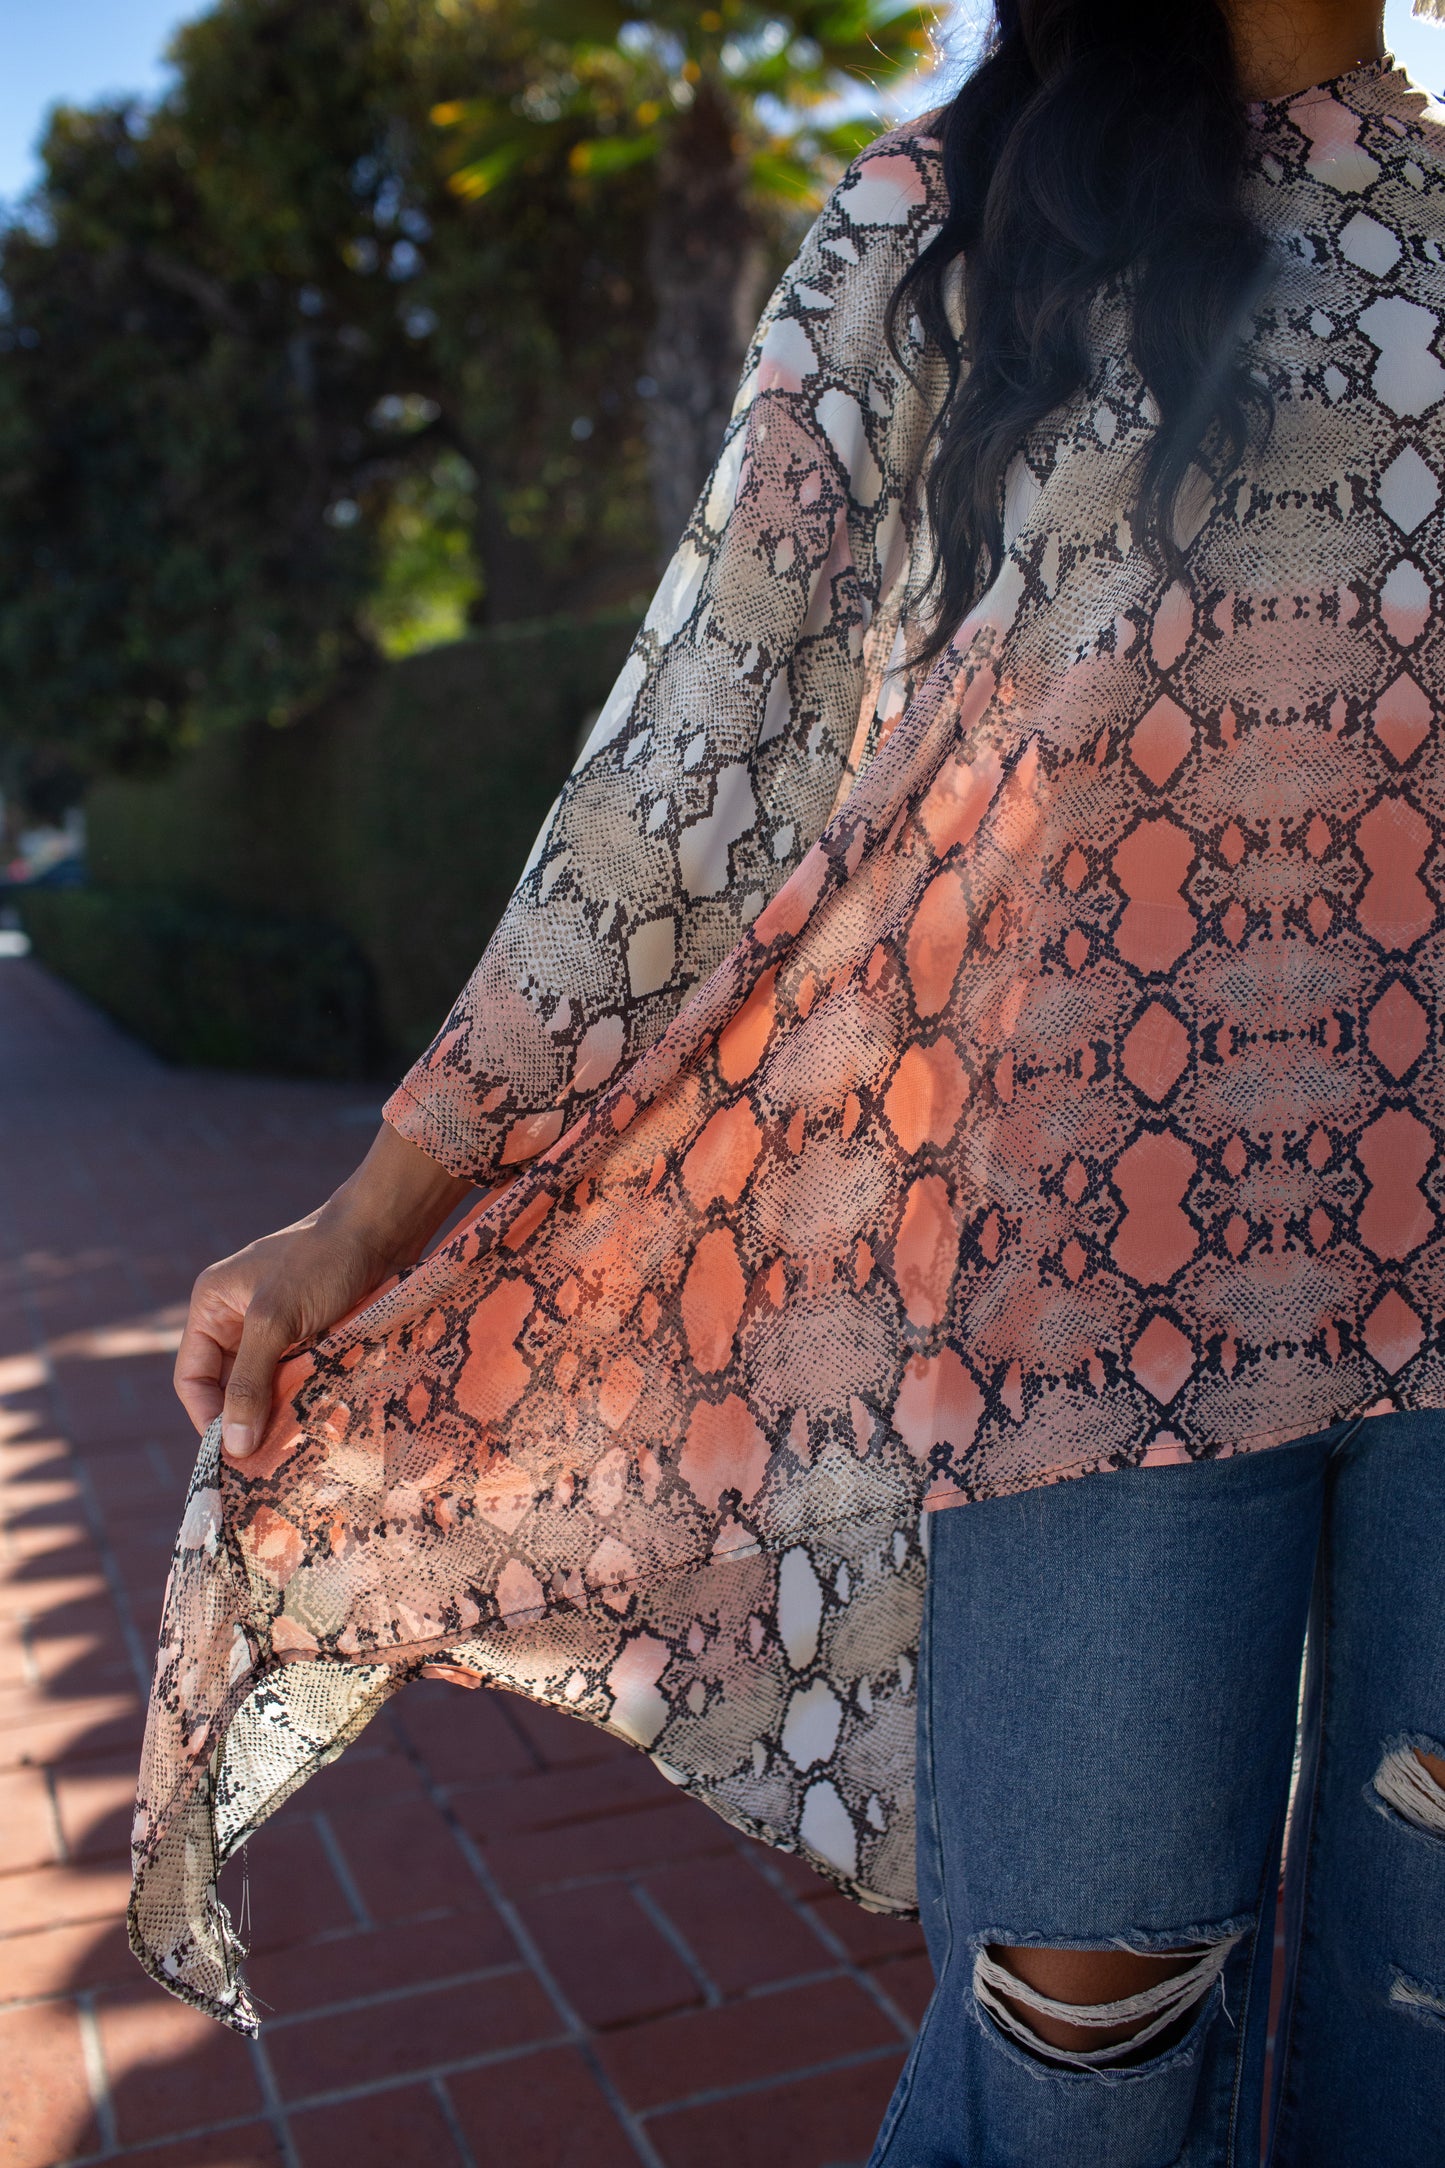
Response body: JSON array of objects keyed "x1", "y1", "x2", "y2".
[
  {"x1": 262, "y1": 1959, "x2": 528, "y2": 2030},
  {"x1": 248, "y1": 2027, "x2": 578, "y2": 2116},
  {"x1": 14, "y1": 1614, "x2": 42, "y2": 1691},
  {"x1": 40, "y1": 1762, "x2": 72, "y2": 1866},
  {"x1": 431, "y1": 2072, "x2": 479, "y2": 2168},
  {"x1": 0, "y1": 1951, "x2": 856, "y2": 2024},
  {"x1": 73, "y1": 1990, "x2": 119, "y2": 2154},
  {"x1": 247, "y1": 2028, "x2": 303, "y2": 2168},
  {"x1": 385, "y1": 1707, "x2": 669, "y2": 2168},
  {"x1": 308, "y1": 1812, "x2": 373, "y2": 1931},
  {"x1": 482, "y1": 1689, "x2": 550, "y2": 1775},
  {"x1": 60, "y1": 1455, "x2": 154, "y2": 1703},
  {"x1": 740, "y1": 1841, "x2": 922, "y2": 2046},
  {"x1": 54, "y1": 2104, "x2": 274, "y2": 2168},
  {"x1": 731, "y1": 1964, "x2": 854, "y2": 2004},
  {"x1": 628, "y1": 1877, "x2": 723, "y2": 2009},
  {"x1": 0, "y1": 1181, "x2": 154, "y2": 1706},
  {"x1": 450, "y1": 1851, "x2": 734, "y2": 1902},
  {"x1": 141, "y1": 1442, "x2": 171, "y2": 1490},
  {"x1": 638, "y1": 2039, "x2": 906, "y2": 2123}
]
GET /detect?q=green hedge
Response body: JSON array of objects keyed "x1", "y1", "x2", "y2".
[
  {"x1": 19, "y1": 888, "x2": 376, "y2": 1078},
  {"x1": 80, "y1": 608, "x2": 640, "y2": 1071}
]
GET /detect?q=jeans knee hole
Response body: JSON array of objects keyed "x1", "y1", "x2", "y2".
[
  {"x1": 1372, "y1": 1740, "x2": 1445, "y2": 1840},
  {"x1": 1390, "y1": 1967, "x2": 1445, "y2": 2032},
  {"x1": 972, "y1": 1934, "x2": 1241, "y2": 2073}
]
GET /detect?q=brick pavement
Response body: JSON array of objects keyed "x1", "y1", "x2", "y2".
[{"x1": 0, "y1": 957, "x2": 926, "y2": 2168}]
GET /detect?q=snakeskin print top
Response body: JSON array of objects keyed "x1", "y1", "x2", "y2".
[{"x1": 131, "y1": 58, "x2": 1445, "y2": 2031}]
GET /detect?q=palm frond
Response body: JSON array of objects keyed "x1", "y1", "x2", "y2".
[
  {"x1": 748, "y1": 147, "x2": 830, "y2": 204},
  {"x1": 569, "y1": 130, "x2": 660, "y2": 174},
  {"x1": 449, "y1": 140, "x2": 528, "y2": 200}
]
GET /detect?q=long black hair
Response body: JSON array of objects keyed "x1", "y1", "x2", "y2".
[{"x1": 889, "y1": 0, "x2": 1278, "y2": 666}]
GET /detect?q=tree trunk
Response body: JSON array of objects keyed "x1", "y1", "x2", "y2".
[{"x1": 644, "y1": 79, "x2": 768, "y2": 562}]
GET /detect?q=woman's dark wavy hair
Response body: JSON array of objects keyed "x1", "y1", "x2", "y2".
[{"x1": 888, "y1": 0, "x2": 1278, "y2": 668}]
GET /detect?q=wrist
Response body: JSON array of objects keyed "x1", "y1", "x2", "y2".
[{"x1": 322, "y1": 1123, "x2": 474, "y2": 1273}]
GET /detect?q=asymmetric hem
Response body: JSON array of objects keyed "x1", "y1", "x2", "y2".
[{"x1": 132, "y1": 58, "x2": 1445, "y2": 2028}]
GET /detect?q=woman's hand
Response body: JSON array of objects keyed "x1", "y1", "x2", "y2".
[{"x1": 173, "y1": 1121, "x2": 474, "y2": 1463}]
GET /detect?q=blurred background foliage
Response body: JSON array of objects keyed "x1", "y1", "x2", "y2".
[
  {"x1": 433, "y1": 1, "x2": 938, "y2": 544},
  {"x1": 0, "y1": 0, "x2": 942, "y2": 797},
  {"x1": 0, "y1": 0, "x2": 945, "y2": 1071}
]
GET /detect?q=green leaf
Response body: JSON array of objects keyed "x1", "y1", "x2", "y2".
[
  {"x1": 449, "y1": 140, "x2": 527, "y2": 200},
  {"x1": 568, "y1": 130, "x2": 660, "y2": 175},
  {"x1": 814, "y1": 115, "x2": 886, "y2": 160},
  {"x1": 747, "y1": 148, "x2": 827, "y2": 205}
]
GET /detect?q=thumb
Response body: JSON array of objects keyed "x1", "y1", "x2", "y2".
[{"x1": 221, "y1": 1300, "x2": 294, "y2": 1461}]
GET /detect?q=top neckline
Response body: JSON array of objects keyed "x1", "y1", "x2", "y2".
[{"x1": 1244, "y1": 50, "x2": 1404, "y2": 121}]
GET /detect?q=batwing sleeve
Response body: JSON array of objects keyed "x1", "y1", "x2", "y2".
[{"x1": 382, "y1": 120, "x2": 948, "y2": 1181}]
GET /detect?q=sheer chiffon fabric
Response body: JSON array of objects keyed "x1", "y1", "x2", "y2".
[{"x1": 131, "y1": 62, "x2": 1445, "y2": 2031}]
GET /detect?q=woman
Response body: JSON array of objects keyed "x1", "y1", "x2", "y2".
[{"x1": 132, "y1": 1, "x2": 1445, "y2": 2159}]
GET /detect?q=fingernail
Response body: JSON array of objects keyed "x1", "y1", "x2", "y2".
[{"x1": 223, "y1": 1423, "x2": 255, "y2": 1460}]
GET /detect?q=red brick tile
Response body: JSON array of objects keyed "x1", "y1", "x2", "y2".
[
  {"x1": 485, "y1": 1798, "x2": 732, "y2": 1894},
  {"x1": 22, "y1": 1599, "x2": 131, "y2": 1680},
  {"x1": 52, "y1": 1759, "x2": 138, "y2": 1862},
  {"x1": 598, "y1": 1977, "x2": 899, "y2": 2112},
  {"x1": 0, "y1": 1999, "x2": 102, "y2": 2167},
  {"x1": 648, "y1": 2055, "x2": 905, "y2": 2168},
  {"x1": 0, "y1": 1767, "x2": 57, "y2": 1872},
  {"x1": 807, "y1": 1893, "x2": 927, "y2": 1967},
  {"x1": 248, "y1": 1912, "x2": 516, "y2": 2019},
  {"x1": 763, "y1": 1851, "x2": 838, "y2": 1903},
  {"x1": 0, "y1": 1859, "x2": 131, "y2": 1937},
  {"x1": 0, "y1": 1572, "x2": 111, "y2": 1624},
  {"x1": 98, "y1": 1986, "x2": 262, "y2": 2145},
  {"x1": 295, "y1": 1738, "x2": 422, "y2": 1816},
  {"x1": 0, "y1": 1699, "x2": 142, "y2": 1773},
  {"x1": 519, "y1": 1882, "x2": 702, "y2": 2030},
  {"x1": 215, "y1": 1818, "x2": 356, "y2": 1954},
  {"x1": 499, "y1": 1694, "x2": 632, "y2": 1768},
  {"x1": 264, "y1": 1970, "x2": 558, "y2": 2100},
  {"x1": 0, "y1": 1622, "x2": 30, "y2": 1687},
  {"x1": 871, "y1": 1951, "x2": 934, "y2": 2027},
  {"x1": 640, "y1": 1854, "x2": 828, "y2": 1993},
  {"x1": 74, "y1": 1450, "x2": 183, "y2": 1511},
  {"x1": 0, "y1": 1916, "x2": 135, "y2": 2002},
  {"x1": 389, "y1": 1683, "x2": 537, "y2": 1789},
  {"x1": 0, "y1": 1645, "x2": 136, "y2": 1714},
  {"x1": 451, "y1": 1753, "x2": 673, "y2": 1844},
  {"x1": 104, "y1": 2123, "x2": 285, "y2": 2168},
  {"x1": 290, "y1": 2082, "x2": 461, "y2": 2168},
  {"x1": 447, "y1": 2045, "x2": 638, "y2": 2167},
  {"x1": 3, "y1": 1515, "x2": 92, "y2": 1559},
  {"x1": 324, "y1": 1796, "x2": 492, "y2": 1922}
]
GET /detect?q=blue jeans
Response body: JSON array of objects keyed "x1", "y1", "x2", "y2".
[{"x1": 867, "y1": 1410, "x2": 1445, "y2": 2167}]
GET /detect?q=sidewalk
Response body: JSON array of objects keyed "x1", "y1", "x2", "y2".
[{"x1": 0, "y1": 956, "x2": 926, "y2": 2168}]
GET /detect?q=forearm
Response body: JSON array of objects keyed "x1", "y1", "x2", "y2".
[{"x1": 321, "y1": 1120, "x2": 475, "y2": 1273}]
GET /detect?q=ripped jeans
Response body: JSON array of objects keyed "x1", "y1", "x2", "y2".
[{"x1": 866, "y1": 1407, "x2": 1445, "y2": 2167}]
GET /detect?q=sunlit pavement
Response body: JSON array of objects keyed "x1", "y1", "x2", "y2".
[{"x1": 0, "y1": 956, "x2": 924, "y2": 2168}]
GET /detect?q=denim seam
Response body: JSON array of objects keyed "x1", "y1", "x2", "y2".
[
  {"x1": 1223, "y1": 1785, "x2": 1291, "y2": 2163},
  {"x1": 869, "y1": 1521, "x2": 950, "y2": 2162},
  {"x1": 1325, "y1": 1412, "x2": 1369, "y2": 1463},
  {"x1": 1269, "y1": 1515, "x2": 1336, "y2": 2163}
]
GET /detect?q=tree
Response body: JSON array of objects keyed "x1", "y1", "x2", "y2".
[
  {"x1": 434, "y1": 2, "x2": 946, "y2": 550},
  {"x1": 0, "y1": 0, "x2": 658, "y2": 781},
  {"x1": 0, "y1": 0, "x2": 943, "y2": 793}
]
